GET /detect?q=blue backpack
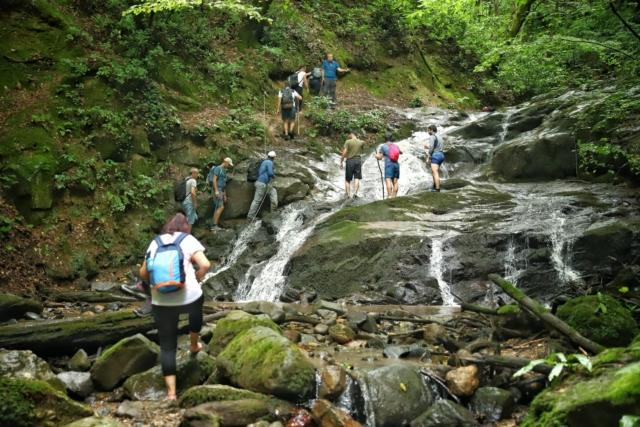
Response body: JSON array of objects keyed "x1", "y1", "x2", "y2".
[{"x1": 146, "y1": 233, "x2": 189, "y2": 293}]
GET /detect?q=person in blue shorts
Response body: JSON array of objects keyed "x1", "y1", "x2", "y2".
[
  {"x1": 424, "y1": 124, "x2": 445, "y2": 192},
  {"x1": 375, "y1": 132, "x2": 402, "y2": 198}
]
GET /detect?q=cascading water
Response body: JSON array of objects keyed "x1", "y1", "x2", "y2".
[
  {"x1": 429, "y1": 237, "x2": 456, "y2": 306},
  {"x1": 503, "y1": 237, "x2": 528, "y2": 286},
  {"x1": 549, "y1": 212, "x2": 583, "y2": 285}
]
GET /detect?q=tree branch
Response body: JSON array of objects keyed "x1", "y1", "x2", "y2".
[{"x1": 609, "y1": 1, "x2": 640, "y2": 44}]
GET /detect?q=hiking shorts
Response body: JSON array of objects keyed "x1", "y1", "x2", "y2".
[
  {"x1": 213, "y1": 192, "x2": 225, "y2": 210},
  {"x1": 431, "y1": 152, "x2": 445, "y2": 166},
  {"x1": 281, "y1": 107, "x2": 296, "y2": 121},
  {"x1": 385, "y1": 161, "x2": 400, "y2": 180},
  {"x1": 345, "y1": 158, "x2": 362, "y2": 182}
]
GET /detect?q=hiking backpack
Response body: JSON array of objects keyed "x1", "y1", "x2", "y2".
[
  {"x1": 388, "y1": 143, "x2": 401, "y2": 162},
  {"x1": 146, "y1": 233, "x2": 189, "y2": 293},
  {"x1": 311, "y1": 67, "x2": 322, "y2": 79},
  {"x1": 246, "y1": 159, "x2": 263, "y2": 182},
  {"x1": 287, "y1": 73, "x2": 300, "y2": 88},
  {"x1": 281, "y1": 87, "x2": 295, "y2": 110},
  {"x1": 174, "y1": 178, "x2": 188, "y2": 202}
]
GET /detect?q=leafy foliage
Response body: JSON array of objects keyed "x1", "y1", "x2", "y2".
[{"x1": 514, "y1": 352, "x2": 593, "y2": 382}]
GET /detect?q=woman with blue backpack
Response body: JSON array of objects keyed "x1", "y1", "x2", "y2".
[{"x1": 138, "y1": 213, "x2": 211, "y2": 401}]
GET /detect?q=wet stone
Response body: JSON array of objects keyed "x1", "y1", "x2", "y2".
[
  {"x1": 318, "y1": 365, "x2": 348, "y2": 400},
  {"x1": 329, "y1": 324, "x2": 356, "y2": 345},
  {"x1": 470, "y1": 386, "x2": 516, "y2": 422},
  {"x1": 314, "y1": 324, "x2": 329, "y2": 335},
  {"x1": 383, "y1": 344, "x2": 428, "y2": 360},
  {"x1": 446, "y1": 365, "x2": 480, "y2": 397},
  {"x1": 68, "y1": 349, "x2": 92, "y2": 372},
  {"x1": 57, "y1": 371, "x2": 94, "y2": 398}
]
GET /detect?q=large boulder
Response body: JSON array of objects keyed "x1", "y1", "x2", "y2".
[
  {"x1": 57, "y1": 371, "x2": 94, "y2": 398},
  {"x1": 489, "y1": 130, "x2": 576, "y2": 181},
  {"x1": 312, "y1": 399, "x2": 363, "y2": 427},
  {"x1": 181, "y1": 399, "x2": 293, "y2": 427},
  {"x1": 0, "y1": 349, "x2": 65, "y2": 391},
  {"x1": 64, "y1": 417, "x2": 126, "y2": 427},
  {"x1": 209, "y1": 311, "x2": 281, "y2": 355},
  {"x1": 522, "y1": 339, "x2": 640, "y2": 427},
  {"x1": 123, "y1": 350, "x2": 216, "y2": 401},
  {"x1": 0, "y1": 293, "x2": 43, "y2": 321},
  {"x1": 179, "y1": 385, "x2": 272, "y2": 408},
  {"x1": 216, "y1": 326, "x2": 316, "y2": 400},
  {"x1": 556, "y1": 294, "x2": 638, "y2": 347},
  {"x1": 469, "y1": 387, "x2": 516, "y2": 422},
  {"x1": 0, "y1": 377, "x2": 93, "y2": 427},
  {"x1": 353, "y1": 364, "x2": 434, "y2": 427},
  {"x1": 90, "y1": 333, "x2": 159, "y2": 390},
  {"x1": 411, "y1": 399, "x2": 478, "y2": 427}
]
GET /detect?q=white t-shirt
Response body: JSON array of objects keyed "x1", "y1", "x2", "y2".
[
  {"x1": 278, "y1": 89, "x2": 300, "y2": 98},
  {"x1": 297, "y1": 71, "x2": 306, "y2": 87},
  {"x1": 185, "y1": 178, "x2": 197, "y2": 202},
  {"x1": 146, "y1": 233, "x2": 205, "y2": 306}
]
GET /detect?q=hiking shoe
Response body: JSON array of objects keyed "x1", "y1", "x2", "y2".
[
  {"x1": 209, "y1": 225, "x2": 220, "y2": 232},
  {"x1": 134, "y1": 299, "x2": 152, "y2": 317}
]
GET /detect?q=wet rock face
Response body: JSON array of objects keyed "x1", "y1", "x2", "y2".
[
  {"x1": 470, "y1": 387, "x2": 516, "y2": 422},
  {"x1": 216, "y1": 326, "x2": 316, "y2": 400},
  {"x1": 90, "y1": 333, "x2": 159, "y2": 390},
  {"x1": 0, "y1": 349, "x2": 65, "y2": 391},
  {"x1": 353, "y1": 364, "x2": 434, "y2": 427}
]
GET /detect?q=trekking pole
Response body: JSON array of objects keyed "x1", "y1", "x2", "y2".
[
  {"x1": 377, "y1": 159, "x2": 385, "y2": 200},
  {"x1": 249, "y1": 185, "x2": 270, "y2": 225},
  {"x1": 263, "y1": 92, "x2": 267, "y2": 155}
]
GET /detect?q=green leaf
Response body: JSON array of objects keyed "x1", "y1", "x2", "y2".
[
  {"x1": 574, "y1": 354, "x2": 592, "y2": 372},
  {"x1": 619, "y1": 287, "x2": 629, "y2": 294},
  {"x1": 548, "y1": 363, "x2": 566, "y2": 382},
  {"x1": 556, "y1": 353, "x2": 567, "y2": 363},
  {"x1": 513, "y1": 359, "x2": 545, "y2": 378},
  {"x1": 619, "y1": 415, "x2": 640, "y2": 427}
]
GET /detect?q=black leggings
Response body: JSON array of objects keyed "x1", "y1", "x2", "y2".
[{"x1": 152, "y1": 295, "x2": 204, "y2": 376}]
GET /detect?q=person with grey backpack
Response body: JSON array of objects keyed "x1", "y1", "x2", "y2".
[{"x1": 276, "y1": 82, "x2": 302, "y2": 140}]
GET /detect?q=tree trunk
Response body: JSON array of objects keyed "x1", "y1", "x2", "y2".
[
  {"x1": 488, "y1": 274, "x2": 604, "y2": 354},
  {"x1": 510, "y1": 0, "x2": 537, "y2": 38}
]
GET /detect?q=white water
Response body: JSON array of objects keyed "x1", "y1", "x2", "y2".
[
  {"x1": 235, "y1": 206, "x2": 335, "y2": 302},
  {"x1": 200, "y1": 220, "x2": 262, "y2": 283},
  {"x1": 503, "y1": 237, "x2": 528, "y2": 286},
  {"x1": 429, "y1": 237, "x2": 456, "y2": 306},
  {"x1": 549, "y1": 212, "x2": 583, "y2": 285}
]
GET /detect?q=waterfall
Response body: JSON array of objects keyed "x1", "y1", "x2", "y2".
[
  {"x1": 235, "y1": 206, "x2": 334, "y2": 302},
  {"x1": 200, "y1": 220, "x2": 261, "y2": 283},
  {"x1": 429, "y1": 238, "x2": 456, "y2": 306},
  {"x1": 549, "y1": 213, "x2": 582, "y2": 285},
  {"x1": 503, "y1": 237, "x2": 527, "y2": 286}
]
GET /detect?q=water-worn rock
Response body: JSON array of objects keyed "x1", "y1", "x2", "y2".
[
  {"x1": 329, "y1": 324, "x2": 356, "y2": 344},
  {"x1": 383, "y1": 344, "x2": 428, "y2": 359},
  {"x1": 123, "y1": 350, "x2": 216, "y2": 400},
  {"x1": 423, "y1": 324, "x2": 447, "y2": 344},
  {"x1": 69, "y1": 349, "x2": 92, "y2": 371},
  {"x1": 209, "y1": 311, "x2": 281, "y2": 355},
  {"x1": 312, "y1": 399, "x2": 363, "y2": 427},
  {"x1": 0, "y1": 293, "x2": 43, "y2": 321},
  {"x1": 318, "y1": 365, "x2": 348, "y2": 400},
  {"x1": 411, "y1": 399, "x2": 478, "y2": 427},
  {"x1": 116, "y1": 400, "x2": 145, "y2": 418},
  {"x1": 64, "y1": 417, "x2": 126, "y2": 427},
  {"x1": 0, "y1": 377, "x2": 93, "y2": 427},
  {"x1": 0, "y1": 349, "x2": 65, "y2": 391},
  {"x1": 179, "y1": 385, "x2": 272, "y2": 408},
  {"x1": 523, "y1": 338, "x2": 640, "y2": 427},
  {"x1": 217, "y1": 326, "x2": 316, "y2": 400},
  {"x1": 90, "y1": 333, "x2": 159, "y2": 390},
  {"x1": 180, "y1": 410, "x2": 221, "y2": 427},
  {"x1": 354, "y1": 364, "x2": 434, "y2": 427},
  {"x1": 314, "y1": 324, "x2": 329, "y2": 335},
  {"x1": 182, "y1": 399, "x2": 292, "y2": 427},
  {"x1": 57, "y1": 371, "x2": 94, "y2": 398},
  {"x1": 445, "y1": 365, "x2": 480, "y2": 397},
  {"x1": 470, "y1": 387, "x2": 516, "y2": 422},
  {"x1": 556, "y1": 294, "x2": 639, "y2": 347},
  {"x1": 243, "y1": 301, "x2": 286, "y2": 323}
]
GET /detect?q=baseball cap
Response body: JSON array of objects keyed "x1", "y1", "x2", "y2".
[
  {"x1": 224, "y1": 157, "x2": 234, "y2": 167},
  {"x1": 268, "y1": 151, "x2": 276, "y2": 158}
]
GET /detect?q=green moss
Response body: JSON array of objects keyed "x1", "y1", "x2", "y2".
[
  {"x1": 0, "y1": 377, "x2": 92, "y2": 427},
  {"x1": 557, "y1": 294, "x2": 639, "y2": 347},
  {"x1": 209, "y1": 311, "x2": 281, "y2": 355},
  {"x1": 497, "y1": 304, "x2": 521, "y2": 315},
  {"x1": 0, "y1": 293, "x2": 43, "y2": 321},
  {"x1": 179, "y1": 385, "x2": 270, "y2": 408}
]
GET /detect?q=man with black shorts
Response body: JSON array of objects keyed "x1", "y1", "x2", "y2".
[{"x1": 340, "y1": 132, "x2": 365, "y2": 199}]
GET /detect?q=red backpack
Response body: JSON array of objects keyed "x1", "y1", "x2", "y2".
[{"x1": 388, "y1": 143, "x2": 400, "y2": 162}]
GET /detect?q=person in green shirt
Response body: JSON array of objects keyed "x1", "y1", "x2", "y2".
[
  {"x1": 340, "y1": 132, "x2": 366, "y2": 198},
  {"x1": 210, "y1": 157, "x2": 233, "y2": 231}
]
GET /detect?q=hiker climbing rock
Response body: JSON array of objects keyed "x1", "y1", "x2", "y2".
[
  {"x1": 340, "y1": 131, "x2": 366, "y2": 199},
  {"x1": 375, "y1": 133, "x2": 402, "y2": 198},
  {"x1": 277, "y1": 82, "x2": 302, "y2": 140},
  {"x1": 288, "y1": 66, "x2": 310, "y2": 111},
  {"x1": 175, "y1": 168, "x2": 199, "y2": 225},
  {"x1": 321, "y1": 53, "x2": 350, "y2": 106},
  {"x1": 210, "y1": 157, "x2": 233, "y2": 231},
  {"x1": 309, "y1": 65, "x2": 323, "y2": 96},
  {"x1": 425, "y1": 124, "x2": 445, "y2": 192},
  {"x1": 247, "y1": 151, "x2": 278, "y2": 220},
  {"x1": 138, "y1": 213, "x2": 210, "y2": 401}
]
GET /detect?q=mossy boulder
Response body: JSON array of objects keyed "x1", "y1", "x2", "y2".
[
  {"x1": 216, "y1": 326, "x2": 316, "y2": 400},
  {"x1": 209, "y1": 311, "x2": 281, "y2": 355},
  {"x1": 64, "y1": 417, "x2": 126, "y2": 427},
  {"x1": 522, "y1": 340, "x2": 640, "y2": 427},
  {"x1": 179, "y1": 385, "x2": 272, "y2": 408},
  {"x1": 90, "y1": 333, "x2": 159, "y2": 390},
  {"x1": 0, "y1": 293, "x2": 43, "y2": 321},
  {"x1": 0, "y1": 377, "x2": 93, "y2": 427},
  {"x1": 182, "y1": 399, "x2": 292, "y2": 427},
  {"x1": 123, "y1": 350, "x2": 216, "y2": 401},
  {"x1": 328, "y1": 323, "x2": 356, "y2": 344},
  {"x1": 0, "y1": 349, "x2": 65, "y2": 391},
  {"x1": 410, "y1": 399, "x2": 478, "y2": 427},
  {"x1": 556, "y1": 294, "x2": 638, "y2": 347}
]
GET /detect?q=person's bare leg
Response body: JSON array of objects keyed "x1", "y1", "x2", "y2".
[
  {"x1": 344, "y1": 180, "x2": 350, "y2": 198},
  {"x1": 190, "y1": 331, "x2": 202, "y2": 353},
  {"x1": 213, "y1": 206, "x2": 224, "y2": 226},
  {"x1": 393, "y1": 179, "x2": 399, "y2": 197},
  {"x1": 164, "y1": 375, "x2": 177, "y2": 400},
  {"x1": 385, "y1": 178, "x2": 393, "y2": 199},
  {"x1": 431, "y1": 164, "x2": 441, "y2": 190},
  {"x1": 354, "y1": 179, "x2": 360, "y2": 196}
]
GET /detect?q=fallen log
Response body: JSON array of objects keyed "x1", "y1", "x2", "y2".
[
  {"x1": 375, "y1": 315, "x2": 445, "y2": 326},
  {"x1": 0, "y1": 311, "x2": 154, "y2": 356},
  {"x1": 459, "y1": 354, "x2": 552, "y2": 375},
  {"x1": 489, "y1": 274, "x2": 604, "y2": 354},
  {"x1": 47, "y1": 291, "x2": 137, "y2": 303}
]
